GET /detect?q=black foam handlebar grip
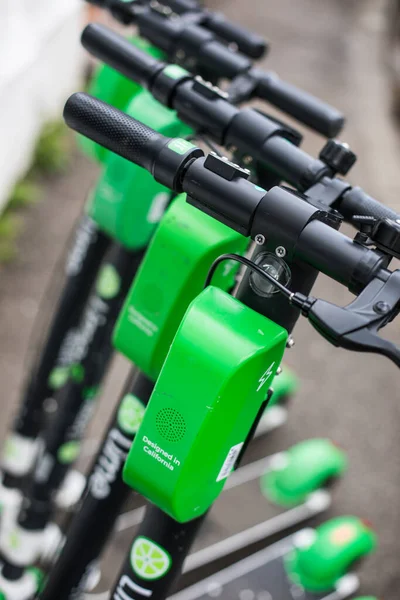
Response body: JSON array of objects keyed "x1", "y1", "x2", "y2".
[
  {"x1": 64, "y1": 93, "x2": 168, "y2": 171},
  {"x1": 339, "y1": 187, "x2": 400, "y2": 224},
  {"x1": 255, "y1": 71, "x2": 345, "y2": 138},
  {"x1": 82, "y1": 24, "x2": 161, "y2": 87},
  {"x1": 206, "y1": 13, "x2": 267, "y2": 59}
]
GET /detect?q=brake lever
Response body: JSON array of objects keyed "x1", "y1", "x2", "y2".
[{"x1": 301, "y1": 270, "x2": 400, "y2": 367}]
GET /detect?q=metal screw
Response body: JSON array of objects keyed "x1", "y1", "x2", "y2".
[
  {"x1": 374, "y1": 301, "x2": 390, "y2": 314},
  {"x1": 275, "y1": 246, "x2": 287, "y2": 258},
  {"x1": 243, "y1": 155, "x2": 253, "y2": 165},
  {"x1": 396, "y1": 219, "x2": 400, "y2": 225},
  {"x1": 286, "y1": 337, "x2": 295, "y2": 348},
  {"x1": 255, "y1": 234, "x2": 265, "y2": 245},
  {"x1": 276, "y1": 367, "x2": 282, "y2": 376}
]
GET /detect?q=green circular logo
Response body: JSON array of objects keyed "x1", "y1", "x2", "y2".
[
  {"x1": 58, "y1": 441, "x2": 81, "y2": 464},
  {"x1": 96, "y1": 264, "x2": 121, "y2": 299},
  {"x1": 117, "y1": 395, "x2": 145, "y2": 435},
  {"x1": 48, "y1": 366, "x2": 70, "y2": 390},
  {"x1": 131, "y1": 536, "x2": 171, "y2": 581}
]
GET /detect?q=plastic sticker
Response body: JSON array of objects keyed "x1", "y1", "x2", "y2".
[
  {"x1": 58, "y1": 441, "x2": 81, "y2": 465},
  {"x1": 168, "y1": 139, "x2": 196, "y2": 155},
  {"x1": 96, "y1": 264, "x2": 121, "y2": 300},
  {"x1": 131, "y1": 537, "x2": 172, "y2": 580},
  {"x1": 216, "y1": 442, "x2": 244, "y2": 482},
  {"x1": 118, "y1": 395, "x2": 146, "y2": 435},
  {"x1": 163, "y1": 65, "x2": 190, "y2": 80}
]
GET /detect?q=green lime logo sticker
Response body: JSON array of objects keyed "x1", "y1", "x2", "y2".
[
  {"x1": 168, "y1": 138, "x2": 196, "y2": 154},
  {"x1": 96, "y1": 264, "x2": 121, "y2": 299},
  {"x1": 168, "y1": 139, "x2": 195, "y2": 155},
  {"x1": 163, "y1": 64, "x2": 189, "y2": 80},
  {"x1": 58, "y1": 441, "x2": 81, "y2": 464},
  {"x1": 118, "y1": 394, "x2": 145, "y2": 435},
  {"x1": 48, "y1": 366, "x2": 70, "y2": 390},
  {"x1": 131, "y1": 536, "x2": 171, "y2": 581}
]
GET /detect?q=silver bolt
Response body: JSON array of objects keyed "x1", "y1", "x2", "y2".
[
  {"x1": 255, "y1": 234, "x2": 265, "y2": 245},
  {"x1": 243, "y1": 155, "x2": 253, "y2": 165},
  {"x1": 276, "y1": 367, "x2": 282, "y2": 376},
  {"x1": 286, "y1": 337, "x2": 295, "y2": 348},
  {"x1": 396, "y1": 219, "x2": 400, "y2": 225},
  {"x1": 275, "y1": 246, "x2": 287, "y2": 258}
]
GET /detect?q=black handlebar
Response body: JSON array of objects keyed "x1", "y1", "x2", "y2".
[
  {"x1": 253, "y1": 70, "x2": 344, "y2": 139},
  {"x1": 64, "y1": 92, "x2": 400, "y2": 366},
  {"x1": 82, "y1": 16, "x2": 342, "y2": 137},
  {"x1": 81, "y1": 24, "x2": 400, "y2": 226},
  {"x1": 82, "y1": 24, "x2": 162, "y2": 87},
  {"x1": 204, "y1": 12, "x2": 266, "y2": 59},
  {"x1": 64, "y1": 93, "x2": 167, "y2": 171}
]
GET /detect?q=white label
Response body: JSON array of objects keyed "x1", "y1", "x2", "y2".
[{"x1": 216, "y1": 443, "x2": 244, "y2": 482}]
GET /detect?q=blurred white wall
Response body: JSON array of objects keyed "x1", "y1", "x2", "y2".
[{"x1": 0, "y1": 0, "x2": 85, "y2": 212}]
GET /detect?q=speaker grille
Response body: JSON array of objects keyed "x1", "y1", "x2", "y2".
[{"x1": 156, "y1": 408, "x2": 186, "y2": 442}]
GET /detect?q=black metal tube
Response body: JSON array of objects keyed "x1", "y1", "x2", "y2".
[
  {"x1": 39, "y1": 372, "x2": 155, "y2": 600},
  {"x1": 16, "y1": 245, "x2": 143, "y2": 537}
]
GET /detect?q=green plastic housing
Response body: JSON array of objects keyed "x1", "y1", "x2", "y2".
[
  {"x1": 261, "y1": 438, "x2": 347, "y2": 507},
  {"x1": 80, "y1": 37, "x2": 165, "y2": 163},
  {"x1": 123, "y1": 286, "x2": 288, "y2": 522},
  {"x1": 87, "y1": 93, "x2": 192, "y2": 250},
  {"x1": 113, "y1": 194, "x2": 248, "y2": 378},
  {"x1": 286, "y1": 516, "x2": 377, "y2": 592}
]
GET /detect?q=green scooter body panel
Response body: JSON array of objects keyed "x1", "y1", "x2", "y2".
[
  {"x1": 113, "y1": 194, "x2": 248, "y2": 378},
  {"x1": 87, "y1": 92, "x2": 192, "y2": 249},
  {"x1": 286, "y1": 516, "x2": 377, "y2": 592},
  {"x1": 261, "y1": 438, "x2": 347, "y2": 506},
  {"x1": 123, "y1": 286, "x2": 288, "y2": 522},
  {"x1": 79, "y1": 38, "x2": 165, "y2": 163}
]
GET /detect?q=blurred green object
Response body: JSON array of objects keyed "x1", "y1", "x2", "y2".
[
  {"x1": 261, "y1": 439, "x2": 347, "y2": 507},
  {"x1": 0, "y1": 212, "x2": 23, "y2": 263},
  {"x1": 286, "y1": 516, "x2": 377, "y2": 592},
  {"x1": 33, "y1": 121, "x2": 71, "y2": 175},
  {"x1": 8, "y1": 180, "x2": 40, "y2": 209},
  {"x1": 267, "y1": 367, "x2": 298, "y2": 407}
]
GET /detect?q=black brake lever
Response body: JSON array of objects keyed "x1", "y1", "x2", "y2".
[{"x1": 300, "y1": 270, "x2": 400, "y2": 367}]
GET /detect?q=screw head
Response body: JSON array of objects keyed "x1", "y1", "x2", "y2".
[
  {"x1": 255, "y1": 234, "x2": 265, "y2": 245},
  {"x1": 374, "y1": 301, "x2": 390, "y2": 314},
  {"x1": 286, "y1": 337, "x2": 295, "y2": 348},
  {"x1": 275, "y1": 246, "x2": 287, "y2": 258},
  {"x1": 243, "y1": 155, "x2": 253, "y2": 165},
  {"x1": 276, "y1": 366, "x2": 283, "y2": 375}
]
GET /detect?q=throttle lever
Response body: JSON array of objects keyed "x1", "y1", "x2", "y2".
[{"x1": 301, "y1": 271, "x2": 400, "y2": 367}]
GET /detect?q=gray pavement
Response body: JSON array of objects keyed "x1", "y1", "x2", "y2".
[{"x1": 0, "y1": 0, "x2": 399, "y2": 597}]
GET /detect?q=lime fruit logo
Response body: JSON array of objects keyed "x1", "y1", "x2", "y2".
[
  {"x1": 117, "y1": 395, "x2": 145, "y2": 435},
  {"x1": 48, "y1": 366, "x2": 70, "y2": 390},
  {"x1": 131, "y1": 536, "x2": 171, "y2": 581},
  {"x1": 58, "y1": 441, "x2": 81, "y2": 464},
  {"x1": 96, "y1": 264, "x2": 121, "y2": 299}
]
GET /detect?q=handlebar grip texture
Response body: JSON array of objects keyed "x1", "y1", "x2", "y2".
[
  {"x1": 82, "y1": 24, "x2": 160, "y2": 87},
  {"x1": 206, "y1": 13, "x2": 267, "y2": 59},
  {"x1": 340, "y1": 187, "x2": 400, "y2": 224},
  {"x1": 64, "y1": 93, "x2": 166, "y2": 171},
  {"x1": 255, "y1": 71, "x2": 345, "y2": 138}
]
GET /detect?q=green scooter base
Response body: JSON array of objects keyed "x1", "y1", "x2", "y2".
[
  {"x1": 170, "y1": 518, "x2": 376, "y2": 600},
  {"x1": 84, "y1": 440, "x2": 345, "y2": 595}
]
